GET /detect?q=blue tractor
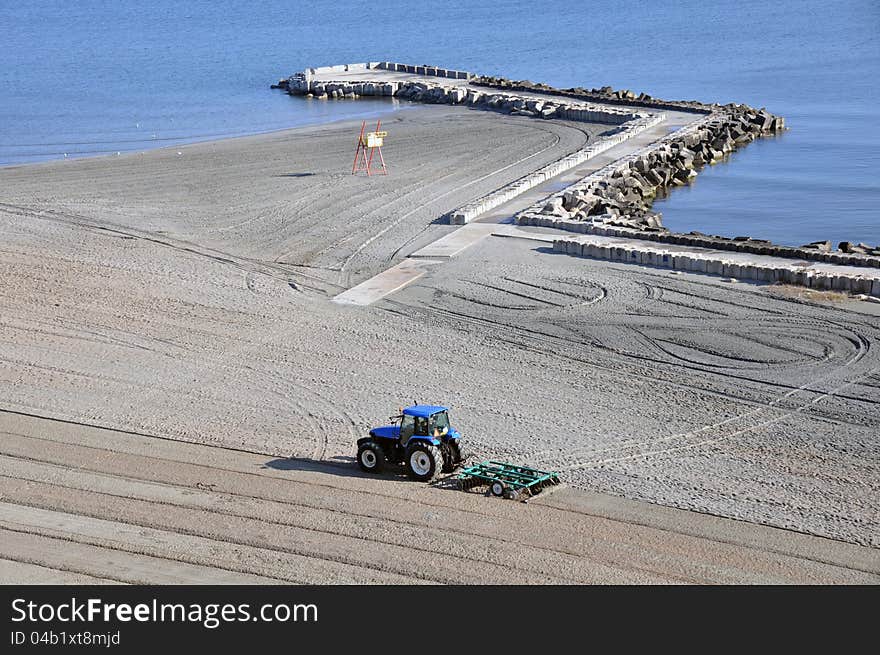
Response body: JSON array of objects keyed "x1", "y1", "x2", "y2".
[{"x1": 357, "y1": 405, "x2": 466, "y2": 481}]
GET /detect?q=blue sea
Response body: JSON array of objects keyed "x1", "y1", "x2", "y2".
[{"x1": 2, "y1": 0, "x2": 878, "y2": 246}]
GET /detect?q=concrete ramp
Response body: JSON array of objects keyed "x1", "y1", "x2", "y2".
[
  {"x1": 409, "y1": 223, "x2": 498, "y2": 259},
  {"x1": 332, "y1": 258, "x2": 441, "y2": 306}
]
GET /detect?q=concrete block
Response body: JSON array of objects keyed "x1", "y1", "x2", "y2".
[
  {"x1": 871, "y1": 278, "x2": 880, "y2": 297},
  {"x1": 707, "y1": 260, "x2": 723, "y2": 275},
  {"x1": 809, "y1": 273, "x2": 825, "y2": 290},
  {"x1": 743, "y1": 265, "x2": 759, "y2": 280},
  {"x1": 851, "y1": 277, "x2": 872, "y2": 295},
  {"x1": 832, "y1": 275, "x2": 851, "y2": 292}
]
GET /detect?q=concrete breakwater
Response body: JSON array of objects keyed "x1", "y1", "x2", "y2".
[
  {"x1": 521, "y1": 214, "x2": 880, "y2": 270},
  {"x1": 282, "y1": 62, "x2": 647, "y2": 126},
  {"x1": 471, "y1": 76, "x2": 715, "y2": 115},
  {"x1": 551, "y1": 234, "x2": 880, "y2": 298},
  {"x1": 518, "y1": 105, "x2": 785, "y2": 233},
  {"x1": 515, "y1": 102, "x2": 880, "y2": 269}
]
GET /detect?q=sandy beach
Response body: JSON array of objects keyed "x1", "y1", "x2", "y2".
[{"x1": 0, "y1": 106, "x2": 877, "y2": 582}]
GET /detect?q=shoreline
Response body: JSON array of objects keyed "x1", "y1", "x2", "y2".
[{"x1": 0, "y1": 100, "x2": 412, "y2": 171}]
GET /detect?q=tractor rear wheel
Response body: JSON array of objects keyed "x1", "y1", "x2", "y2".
[
  {"x1": 406, "y1": 442, "x2": 442, "y2": 482},
  {"x1": 442, "y1": 440, "x2": 466, "y2": 473},
  {"x1": 357, "y1": 441, "x2": 385, "y2": 474}
]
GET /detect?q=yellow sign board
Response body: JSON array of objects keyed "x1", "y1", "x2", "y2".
[{"x1": 363, "y1": 131, "x2": 387, "y2": 148}]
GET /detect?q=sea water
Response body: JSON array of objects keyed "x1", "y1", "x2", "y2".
[{"x1": 2, "y1": 0, "x2": 878, "y2": 245}]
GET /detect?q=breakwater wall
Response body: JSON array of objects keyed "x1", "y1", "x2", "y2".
[
  {"x1": 449, "y1": 113, "x2": 664, "y2": 224},
  {"x1": 517, "y1": 105, "x2": 785, "y2": 233},
  {"x1": 516, "y1": 103, "x2": 880, "y2": 268},
  {"x1": 282, "y1": 62, "x2": 646, "y2": 125},
  {"x1": 551, "y1": 235, "x2": 880, "y2": 298},
  {"x1": 373, "y1": 61, "x2": 473, "y2": 80},
  {"x1": 516, "y1": 214, "x2": 880, "y2": 268},
  {"x1": 521, "y1": 214, "x2": 880, "y2": 270},
  {"x1": 471, "y1": 76, "x2": 715, "y2": 115}
]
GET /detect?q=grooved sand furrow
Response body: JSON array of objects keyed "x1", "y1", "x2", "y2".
[{"x1": 0, "y1": 420, "x2": 876, "y2": 584}]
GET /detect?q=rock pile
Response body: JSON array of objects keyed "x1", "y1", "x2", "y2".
[
  {"x1": 282, "y1": 71, "x2": 644, "y2": 125},
  {"x1": 518, "y1": 104, "x2": 790, "y2": 234},
  {"x1": 392, "y1": 83, "x2": 640, "y2": 124},
  {"x1": 800, "y1": 240, "x2": 880, "y2": 257},
  {"x1": 838, "y1": 242, "x2": 880, "y2": 256},
  {"x1": 472, "y1": 76, "x2": 716, "y2": 115}
]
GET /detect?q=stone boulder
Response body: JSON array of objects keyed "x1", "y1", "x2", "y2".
[{"x1": 802, "y1": 240, "x2": 832, "y2": 252}]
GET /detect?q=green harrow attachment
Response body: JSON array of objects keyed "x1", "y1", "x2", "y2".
[{"x1": 457, "y1": 460, "x2": 561, "y2": 501}]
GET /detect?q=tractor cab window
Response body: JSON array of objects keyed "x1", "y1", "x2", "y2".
[
  {"x1": 413, "y1": 416, "x2": 429, "y2": 436},
  {"x1": 430, "y1": 411, "x2": 450, "y2": 436},
  {"x1": 399, "y1": 415, "x2": 415, "y2": 442}
]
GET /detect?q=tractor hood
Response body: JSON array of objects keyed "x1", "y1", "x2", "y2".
[{"x1": 371, "y1": 425, "x2": 400, "y2": 440}]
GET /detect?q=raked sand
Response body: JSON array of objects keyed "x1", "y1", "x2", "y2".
[{"x1": 0, "y1": 106, "x2": 877, "y2": 582}]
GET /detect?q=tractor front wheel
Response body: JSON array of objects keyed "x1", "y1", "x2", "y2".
[
  {"x1": 357, "y1": 441, "x2": 385, "y2": 474},
  {"x1": 406, "y1": 442, "x2": 442, "y2": 482}
]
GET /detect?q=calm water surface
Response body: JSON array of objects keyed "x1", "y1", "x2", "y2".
[{"x1": 2, "y1": 0, "x2": 878, "y2": 245}]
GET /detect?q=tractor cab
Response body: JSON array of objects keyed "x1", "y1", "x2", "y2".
[
  {"x1": 400, "y1": 405, "x2": 453, "y2": 443},
  {"x1": 357, "y1": 404, "x2": 466, "y2": 481}
]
